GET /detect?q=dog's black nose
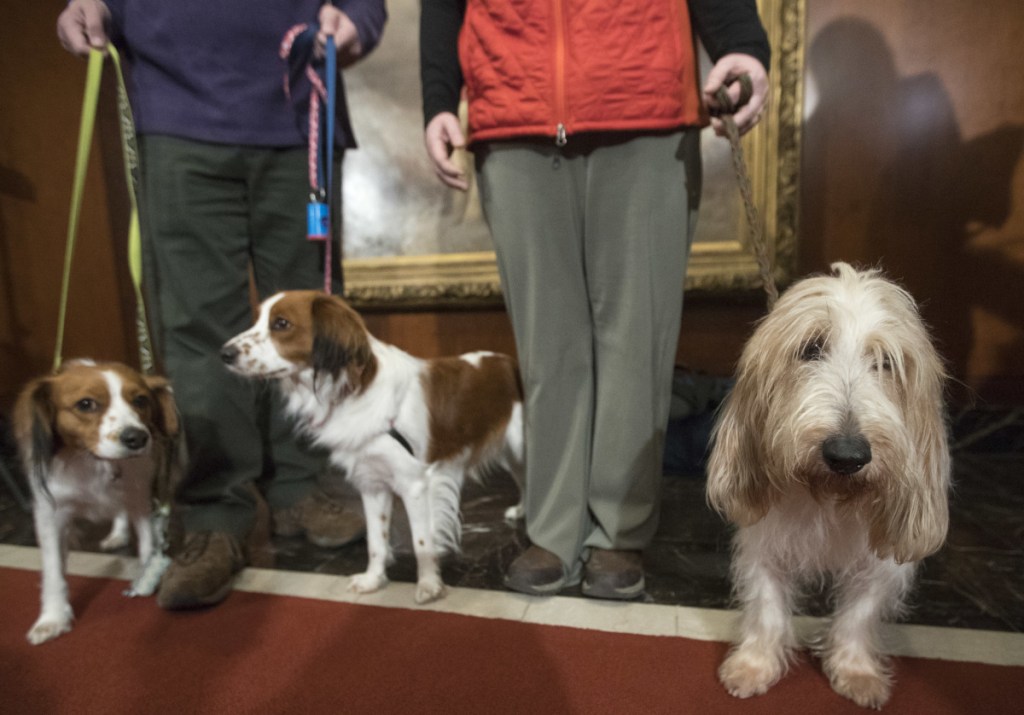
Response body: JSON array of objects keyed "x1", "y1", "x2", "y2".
[
  {"x1": 120, "y1": 427, "x2": 149, "y2": 451},
  {"x1": 221, "y1": 345, "x2": 240, "y2": 365},
  {"x1": 822, "y1": 435, "x2": 872, "y2": 475}
]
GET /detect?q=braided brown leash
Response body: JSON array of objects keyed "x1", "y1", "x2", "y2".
[{"x1": 714, "y1": 75, "x2": 779, "y2": 310}]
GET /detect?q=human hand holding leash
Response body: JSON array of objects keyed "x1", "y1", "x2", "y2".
[
  {"x1": 318, "y1": 3, "x2": 362, "y2": 67},
  {"x1": 704, "y1": 55, "x2": 777, "y2": 307},
  {"x1": 704, "y1": 53, "x2": 769, "y2": 137},
  {"x1": 57, "y1": 0, "x2": 111, "y2": 56},
  {"x1": 425, "y1": 111, "x2": 470, "y2": 191}
]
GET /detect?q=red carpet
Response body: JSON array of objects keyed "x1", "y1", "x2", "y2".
[{"x1": 1, "y1": 566, "x2": 1021, "y2": 714}]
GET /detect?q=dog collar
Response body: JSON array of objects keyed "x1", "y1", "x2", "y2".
[{"x1": 388, "y1": 427, "x2": 415, "y2": 457}]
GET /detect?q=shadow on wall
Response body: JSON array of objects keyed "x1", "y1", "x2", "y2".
[{"x1": 802, "y1": 18, "x2": 1024, "y2": 402}]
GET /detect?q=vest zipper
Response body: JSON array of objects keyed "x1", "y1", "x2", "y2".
[{"x1": 552, "y1": 0, "x2": 568, "y2": 146}]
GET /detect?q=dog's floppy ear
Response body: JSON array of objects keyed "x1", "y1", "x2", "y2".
[
  {"x1": 144, "y1": 375, "x2": 181, "y2": 439},
  {"x1": 12, "y1": 376, "x2": 57, "y2": 483},
  {"x1": 142, "y1": 374, "x2": 187, "y2": 506},
  {"x1": 706, "y1": 376, "x2": 774, "y2": 526},
  {"x1": 870, "y1": 338, "x2": 951, "y2": 564},
  {"x1": 310, "y1": 294, "x2": 377, "y2": 391}
]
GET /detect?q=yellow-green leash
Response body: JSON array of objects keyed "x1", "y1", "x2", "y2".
[
  {"x1": 53, "y1": 45, "x2": 154, "y2": 376},
  {"x1": 55, "y1": 46, "x2": 171, "y2": 596}
]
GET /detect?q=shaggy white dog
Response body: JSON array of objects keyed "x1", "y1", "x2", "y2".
[{"x1": 707, "y1": 262, "x2": 951, "y2": 709}]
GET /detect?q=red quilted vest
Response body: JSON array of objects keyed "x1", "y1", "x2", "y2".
[{"x1": 458, "y1": 0, "x2": 704, "y2": 145}]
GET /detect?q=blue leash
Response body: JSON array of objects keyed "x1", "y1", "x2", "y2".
[
  {"x1": 292, "y1": 29, "x2": 341, "y2": 294},
  {"x1": 317, "y1": 36, "x2": 339, "y2": 295},
  {"x1": 325, "y1": 36, "x2": 336, "y2": 226}
]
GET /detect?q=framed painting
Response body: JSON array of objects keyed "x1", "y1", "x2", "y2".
[{"x1": 340, "y1": 0, "x2": 804, "y2": 309}]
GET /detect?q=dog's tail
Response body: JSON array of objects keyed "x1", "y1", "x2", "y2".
[{"x1": 427, "y1": 466, "x2": 464, "y2": 555}]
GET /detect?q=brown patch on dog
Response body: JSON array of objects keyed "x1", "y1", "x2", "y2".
[
  {"x1": 311, "y1": 295, "x2": 378, "y2": 392},
  {"x1": 423, "y1": 354, "x2": 522, "y2": 464},
  {"x1": 142, "y1": 374, "x2": 181, "y2": 439},
  {"x1": 265, "y1": 291, "x2": 379, "y2": 392},
  {"x1": 266, "y1": 290, "x2": 321, "y2": 364}
]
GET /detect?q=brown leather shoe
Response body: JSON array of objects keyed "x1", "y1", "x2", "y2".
[
  {"x1": 504, "y1": 545, "x2": 580, "y2": 596},
  {"x1": 156, "y1": 531, "x2": 245, "y2": 610},
  {"x1": 582, "y1": 549, "x2": 645, "y2": 600},
  {"x1": 272, "y1": 490, "x2": 365, "y2": 548}
]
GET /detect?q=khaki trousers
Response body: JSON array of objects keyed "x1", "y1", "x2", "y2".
[{"x1": 476, "y1": 130, "x2": 702, "y2": 574}]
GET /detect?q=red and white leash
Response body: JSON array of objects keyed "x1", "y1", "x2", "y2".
[{"x1": 280, "y1": 24, "x2": 337, "y2": 295}]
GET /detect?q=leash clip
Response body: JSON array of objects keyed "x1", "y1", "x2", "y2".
[{"x1": 307, "y1": 190, "x2": 329, "y2": 241}]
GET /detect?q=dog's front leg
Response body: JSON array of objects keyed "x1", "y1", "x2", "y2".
[
  {"x1": 398, "y1": 478, "x2": 446, "y2": 604},
  {"x1": 719, "y1": 528, "x2": 797, "y2": 698},
  {"x1": 822, "y1": 558, "x2": 913, "y2": 709},
  {"x1": 99, "y1": 511, "x2": 132, "y2": 552},
  {"x1": 348, "y1": 489, "x2": 393, "y2": 595},
  {"x1": 132, "y1": 510, "x2": 155, "y2": 566},
  {"x1": 28, "y1": 501, "x2": 74, "y2": 644}
]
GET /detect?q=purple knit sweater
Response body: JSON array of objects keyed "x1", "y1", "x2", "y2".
[{"x1": 104, "y1": 0, "x2": 387, "y2": 147}]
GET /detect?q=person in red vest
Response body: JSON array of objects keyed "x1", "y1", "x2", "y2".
[{"x1": 421, "y1": 0, "x2": 770, "y2": 599}]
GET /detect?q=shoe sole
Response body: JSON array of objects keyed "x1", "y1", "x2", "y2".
[
  {"x1": 581, "y1": 577, "x2": 646, "y2": 601},
  {"x1": 504, "y1": 573, "x2": 582, "y2": 597}
]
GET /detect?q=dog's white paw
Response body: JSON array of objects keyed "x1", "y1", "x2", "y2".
[
  {"x1": 348, "y1": 572, "x2": 388, "y2": 594},
  {"x1": 718, "y1": 647, "x2": 786, "y2": 699},
  {"x1": 829, "y1": 669, "x2": 892, "y2": 710},
  {"x1": 825, "y1": 656, "x2": 893, "y2": 710},
  {"x1": 414, "y1": 577, "x2": 447, "y2": 604},
  {"x1": 27, "y1": 612, "x2": 73, "y2": 645}
]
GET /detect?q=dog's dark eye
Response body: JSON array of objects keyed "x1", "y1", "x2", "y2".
[
  {"x1": 800, "y1": 337, "x2": 825, "y2": 362},
  {"x1": 271, "y1": 317, "x2": 292, "y2": 332},
  {"x1": 75, "y1": 398, "x2": 99, "y2": 413},
  {"x1": 874, "y1": 355, "x2": 893, "y2": 372},
  {"x1": 131, "y1": 394, "x2": 151, "y2": 409}
]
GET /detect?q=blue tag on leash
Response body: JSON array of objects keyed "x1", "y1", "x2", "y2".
[{"x1": 307, "y1": 198, "x2": 328, "y2": 241}]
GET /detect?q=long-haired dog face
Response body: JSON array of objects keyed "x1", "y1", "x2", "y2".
[
  {"x1": 14, "y1": 359, "x2": 180, "y2": 645},
  {"x1": 223, "y1": 291, "x2": 524, "y2": 605},
  {"x1": 709, "y1": 262, "x2": 950, "y2": 562},
  {"x1": 17, "y1": 361, "x2": 177, "y2": 470},
  {"x1": 707, "y1": 263, "x2": 950, "y2": 708},
  {"x1": 221, "y1": 289, "x2": 376, "y2": 390}
]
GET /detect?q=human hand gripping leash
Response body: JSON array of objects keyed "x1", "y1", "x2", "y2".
[{"x1": 713, "y1": 74, "x2": 778, "y2": 310}]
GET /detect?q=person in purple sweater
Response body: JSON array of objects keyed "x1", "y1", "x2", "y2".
[{"x1": 57, "y1": 0, "x2": 388, "y2": 609}]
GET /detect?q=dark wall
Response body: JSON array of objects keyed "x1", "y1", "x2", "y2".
[
  {"x1": 0, "y1": 3, "x2": 134, "y2": 410},
  {"x1": 799, "y1": 0, "x2": 1024, "y2": 403}
]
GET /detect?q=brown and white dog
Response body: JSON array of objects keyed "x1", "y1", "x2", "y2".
[
  {"x1": 707, "y1": 263, "x2": 951, "y2": 708},
  {"x1": 221, "y1": 290, "x2": 524, "y2": 604},
  {"x1": 13, "y1": 359, "x2": 181, "y2": 644}
]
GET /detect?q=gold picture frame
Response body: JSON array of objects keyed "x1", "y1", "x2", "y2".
[{"x1": 340, "y1": 0, "x2": 804, "y2": 309}]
